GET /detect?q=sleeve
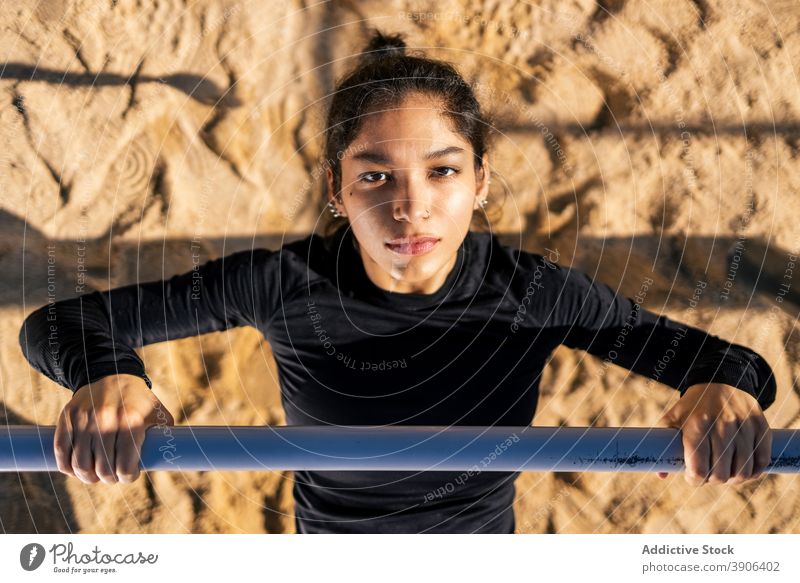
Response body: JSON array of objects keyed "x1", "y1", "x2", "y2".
[
  {"x1": 534, "y1": 258, "x2": 776, "y2": 411},
  {"x1": 18, "y1": 247, "x2": 279, "y2": 393}
]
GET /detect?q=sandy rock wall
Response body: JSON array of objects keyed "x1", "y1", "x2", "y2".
[{"x1": 1, "y1": 0, "x2": 799, "y2": 533}]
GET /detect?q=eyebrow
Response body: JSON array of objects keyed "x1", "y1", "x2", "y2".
[{"x1": 350, "y1": 146, "x2": 466, "y2": 165}]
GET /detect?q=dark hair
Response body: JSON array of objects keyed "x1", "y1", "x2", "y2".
[{"x1": 319, "y1": 28, "x2": 503, "y2": 241}]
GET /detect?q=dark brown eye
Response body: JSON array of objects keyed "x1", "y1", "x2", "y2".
[
  {"x1": 360, "y1": 172, "x2": 390, "y2": 183},
  {"x1": 432, "y1": 167, "x2": 459, "y2": 178}
]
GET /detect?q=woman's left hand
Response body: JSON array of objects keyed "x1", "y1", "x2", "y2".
[{"x1": 655, "y1": 383, "x2": 772, "y2": 486}]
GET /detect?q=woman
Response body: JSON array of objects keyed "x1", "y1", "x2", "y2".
[{"x1": 19, "y1": 30, "x2": 776, "y2": 534}]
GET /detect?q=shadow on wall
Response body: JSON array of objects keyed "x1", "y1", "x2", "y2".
[
  {"x1": 1, "y1": 207, "x2": 797, "y2": 317},
  {"x1": 0, "y1": 408, "x2": 79, "y2": 533},
  {"x1": 0, "y1": 63, "x2": 238, "y2": 107}
]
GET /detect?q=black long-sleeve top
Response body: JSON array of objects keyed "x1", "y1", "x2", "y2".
[{"x1": 18, "y1": 224, "x2": 776, "y2": 533}]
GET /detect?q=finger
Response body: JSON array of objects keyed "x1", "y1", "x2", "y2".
[
  {"x1": 95, "y1": 427, "x2": 118, "y2": 484},
  {"x1": 683, "y1": 422, "x2": 711, "y2": 486},
  {"x1": 728, "y1": 423, "x2": 755, "y2": 484},
  {"x1": 116, "y1": 416, "x2": 146, "y2": 483},
  {"x1": 53, "y1": 408, "x2": 76, "y2": 477},
  {"x1": 752, "y1": 418, "x2": 773, "y2": 477},
  {"x1": 70, "y1": 415, "x2": 99, "y2": 484},
  {"x1": 708, "y1": 423, "x2": 734, "y2": 485}
]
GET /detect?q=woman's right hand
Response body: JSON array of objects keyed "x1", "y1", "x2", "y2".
[{"x1": 54, "y1": 374, "x2": 175, "y2": 484}]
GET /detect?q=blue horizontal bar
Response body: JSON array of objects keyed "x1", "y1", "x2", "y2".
[{"x1": 1, "y1": 425, "x2": 798, "y2": 473}]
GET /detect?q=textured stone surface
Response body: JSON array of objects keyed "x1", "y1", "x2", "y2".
[{"x1": 2, "y1": 0, "x2": 799, "y2": 533}]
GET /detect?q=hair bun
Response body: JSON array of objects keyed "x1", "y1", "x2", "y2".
[{"x1": 359, "y1": 29, "x2": 407, "y2": 65}]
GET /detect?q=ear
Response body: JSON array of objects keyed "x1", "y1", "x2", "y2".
[
  {"x1": 473, "y1": 153, "x2": 490, "y2": 210},
  {"x1": 325, "y1": 167, "x2": 335, "y2": 202},
  {"x1": 326, "y1": 168, "x2": 347, "y2": 217}
]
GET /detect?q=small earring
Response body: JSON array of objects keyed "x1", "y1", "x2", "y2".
[
  {"x1": 479, "y1": 198, "x2": 488, "y2": 207},
  {"x1": 327, "y1": 199, "x2": 343, "y2": 218}
]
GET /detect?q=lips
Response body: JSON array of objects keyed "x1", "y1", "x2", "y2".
[{"x1": 385, "y1": 235, "x2": 440, "y2": 256}]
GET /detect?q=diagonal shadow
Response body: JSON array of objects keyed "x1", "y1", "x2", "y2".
[
  {"x1": 1, "y1": 207, "x2": 796, "y2": 315},
  {"x1": 4, "y1": 65, "x2": 797, "y2": 135},
  {"x1": 496, "y1": 120, "x2": 800, "y2": 136},
  {"x1": 0, "y1": 63, "x2": 238, "y2": 106}
]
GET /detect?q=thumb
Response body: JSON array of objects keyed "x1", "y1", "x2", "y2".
[
  {"x1": 162, "y1": 405, "x2": 175, "y2": 426},
  {"x1": 656, "y1": 403, "x2": 684, "y2": 429}
]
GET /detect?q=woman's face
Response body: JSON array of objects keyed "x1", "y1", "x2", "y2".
[{"x1": 326, "y1": 92, "x2": 489, "y2": 294}]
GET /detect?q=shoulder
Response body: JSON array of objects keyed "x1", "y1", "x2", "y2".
[
  {"x1": 211, "y1": 233, "x2": 335, "y2": 323},
  {"x1": 210, "y1": 231, "x2": 330, "y2": 294},
  {"x1": 262, "y1": 230, "x2": 345, "y2": 300},
  {"x1": 475, "y1": 233, "x2": 613, "y2": 315},
  {"x1": 279, "y1": 229, "x2": 339, "y2": 278},
  {"x1": 467, "y1": 231, "x2": 570, "y2": 290},
  {"x1": 222, "y1": 231, "x2": 333, "y2": 272}
]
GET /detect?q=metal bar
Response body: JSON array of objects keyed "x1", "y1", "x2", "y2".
[{"x1": 1, "y1": 425, "x2": 798, "y2": 473}]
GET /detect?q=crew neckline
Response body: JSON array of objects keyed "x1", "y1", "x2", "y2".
[{"x1": 339, "y1": 227, "x2": 469, "y2": 309}]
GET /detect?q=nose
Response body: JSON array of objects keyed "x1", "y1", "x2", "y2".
[{"x1": 392, "y1": 174, "x2": 432, "y2": 222}]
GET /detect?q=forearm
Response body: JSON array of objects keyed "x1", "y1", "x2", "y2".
[
  {"x1": 561, "y1": 292, "x2": 776, "y2": 410},
  {"x1": 18, "y1": 293, "x2": 152, "y2": 393},
  {"x1": 18, "y1": 248, "x2": 269, "y2": 393}
]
